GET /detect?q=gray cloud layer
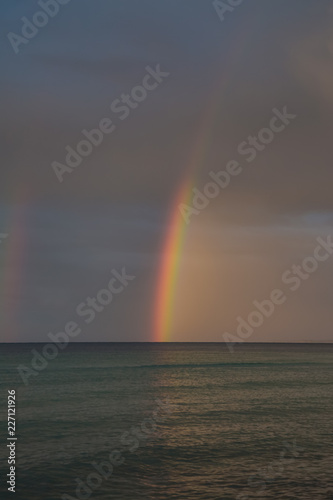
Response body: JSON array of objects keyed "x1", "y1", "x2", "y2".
[{"x1": 0, "y1": 0, "x2": 332, "y2": 342}]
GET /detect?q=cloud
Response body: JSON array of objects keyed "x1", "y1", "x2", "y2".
[{"x1": 0, "y1": 0, "x2": 333, "y2": 341}]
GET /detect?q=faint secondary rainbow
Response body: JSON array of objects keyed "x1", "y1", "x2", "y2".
[
  {"x1": 0, "y1": 184, "x2": 30, "y2": 340},
  {"x1": 152, "y1": 19, "x2": 254, "y2": 342}
]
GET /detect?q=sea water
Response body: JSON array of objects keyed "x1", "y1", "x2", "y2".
[{"x1": 0, "y1": 343, "x2": 332, "y2": 499}]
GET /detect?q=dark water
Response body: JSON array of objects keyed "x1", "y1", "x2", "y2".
[{"x1": 0, "y1": 343, "x2": 333, "y2": 499}]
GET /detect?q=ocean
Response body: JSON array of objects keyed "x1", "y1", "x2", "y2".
[{"x1": 0, "y1": 343, "x2": 332, "y2": 499}]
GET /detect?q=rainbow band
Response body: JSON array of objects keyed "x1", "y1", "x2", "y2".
[
  {"x1": 152, "y1": 19, "x2": 252, "y2": 341},
  {"x1": 1, "y1": 185, "x2": 29, "y2": 341},
  {"x1": 153, "y1": 177, "x2": 193, "y2": 342},
  {"x1": 153, "y1": 86, "x2": 220, "y2": 342}
]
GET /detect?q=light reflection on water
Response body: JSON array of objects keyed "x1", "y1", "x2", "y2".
[{"x1": 0, "y1": 343, "x2": 332, "y2": 499}]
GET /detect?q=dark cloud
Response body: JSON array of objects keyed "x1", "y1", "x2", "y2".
[{"x1": 0, "y1": 0, "x2": 332, "y2": 342}]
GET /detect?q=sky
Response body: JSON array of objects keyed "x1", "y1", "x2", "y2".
[{"x1": 0, "y1": 0, "x2": 333, "y2": 342}]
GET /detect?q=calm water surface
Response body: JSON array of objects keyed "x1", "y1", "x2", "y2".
[{"x1": 0, "y1": 343, "x2": 332, "y2": 499}]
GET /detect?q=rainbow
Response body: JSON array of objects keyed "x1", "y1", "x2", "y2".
[
  {"x1": 0, "y1": 184, "x2": 29, "y2": 341},
  {"x1": 152, "y1": 19, "x2": 253, "y2": 342},
  {"x1": 153, "y1": 177, "x2": 194, "y2": 342},
  {"x1": 153, "y1": 86, "x2": 221, "y2": 342}
]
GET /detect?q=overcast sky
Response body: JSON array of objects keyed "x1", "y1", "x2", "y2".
[{"x1": 0, "y1": 0, "x2": 333, "y2": 342}]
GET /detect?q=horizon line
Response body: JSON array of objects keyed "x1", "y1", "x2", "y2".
[{"x1": 1, "y1": 341, "x2": 332, "y2": 345}]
